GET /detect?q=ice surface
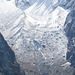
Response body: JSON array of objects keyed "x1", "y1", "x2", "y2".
[{"x1": 0, "y1": 0, "x2": 70, "y2": 73}]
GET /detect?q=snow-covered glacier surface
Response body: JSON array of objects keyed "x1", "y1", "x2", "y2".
[{"x1": 0, "y1": 0, "x2": 73, "y2": 74}]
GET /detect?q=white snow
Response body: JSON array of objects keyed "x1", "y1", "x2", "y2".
[{"x1": 0, "y1": 0, "x2": 70, "y2": 71}]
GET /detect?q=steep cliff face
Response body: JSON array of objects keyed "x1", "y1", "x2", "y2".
[
  {"x1": 64, "y1": 0, "x2": 75, "y2": 68},
  {"x1": 0, "y1": 33, "x2": 25, "y2": 75},
  {"x1": 64, "y1": 1, "x2": 75, "y2": 75}
]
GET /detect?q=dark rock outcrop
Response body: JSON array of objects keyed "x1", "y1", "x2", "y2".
[
  {"x1": 64, "y1": 9, "x2": 75, "y2": 68},
  {"x1": 0, "y1": 33, "x2": 25, "y2": 75},
  {"x1": 64, "y1": 0, "x2": 75, "y2": 70},
  {"x1": 64, "y1": 2, "x2": 75, "y2": 74}
]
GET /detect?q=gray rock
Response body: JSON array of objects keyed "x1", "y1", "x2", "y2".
[
  {"x1": 64, "y1": 1, "x2": 75, "y2": 68},
  {"x1": 0, "y1": 33, "x2": 25, "y2": 75}
]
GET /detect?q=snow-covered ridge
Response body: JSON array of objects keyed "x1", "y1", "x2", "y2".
[{"x1": 0, "y1": 0, "x2": 70, "y2": 72}]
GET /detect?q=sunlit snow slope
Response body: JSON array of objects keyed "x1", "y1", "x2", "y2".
[{"x1": 0, "y1": 0, "x2": 69, "y2": 72}]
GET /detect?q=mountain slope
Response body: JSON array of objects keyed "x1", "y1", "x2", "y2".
[
  {"x1": 0, "y1": 0, "x2": 75, "y2": 75},
  {"x1": 64, "y1": 0, "x2": 75, "y2": 69},
  {"x1": 1, "y1": 0, "x2": 68, "y2": 66},
  {"x1": 0, "y1": 33, "x2": 25, "y2": 75}
]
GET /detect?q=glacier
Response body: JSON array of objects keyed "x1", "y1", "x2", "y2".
[{"x1": 0, "y1": 0, "x2": 74, "y2": 74}]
